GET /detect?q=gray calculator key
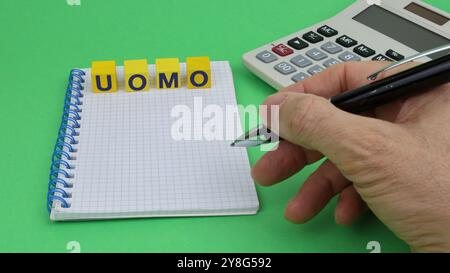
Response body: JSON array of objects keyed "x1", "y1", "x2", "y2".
[
  {"x1": 323, "y1": 58, "x2": 339, "y2": 67},
  {"x1": 291, "y1": 72, "x2": 309, "y2": 82},
  {"x1": 305, "y1": 48, "x2": 327, "y2": 61},
  {"x1": 256, "y1": 50, "x2": 278, "y2": 63},
  {"x1": 307, "y1": 65, "x2": 325, "y2": 75},
  {"x1": 338, "y1": 51, "x2": 361, "y2": 62},
  {"x1": 274, "y1": 62, "x2": 296, "y2": 75},
  {"x1": 290, "y1": 55, "x2": 313, "y2": 68},
  {"x1": 320, "y1": 41, "x2": 343, "y2": 54}
]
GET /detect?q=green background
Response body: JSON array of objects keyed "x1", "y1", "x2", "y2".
[{"x1": 1, "y1": 0, "x2": 449, "y2": 253}]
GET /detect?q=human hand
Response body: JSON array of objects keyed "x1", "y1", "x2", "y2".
[{"x1": 252, "y1": 61, "x2": 450, "y2": 252}]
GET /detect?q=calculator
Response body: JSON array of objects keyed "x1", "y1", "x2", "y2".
[{"x1": 242, "y1": 0, "x2": 450, "y2": 90}]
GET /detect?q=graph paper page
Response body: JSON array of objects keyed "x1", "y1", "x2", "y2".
[{"x1": 51, "y1": 61, "x2": 259, "y2": 220}]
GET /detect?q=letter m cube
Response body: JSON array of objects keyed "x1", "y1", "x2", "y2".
[{"x1": 155, "y1": 58, "x2": 180, "y2": 89}]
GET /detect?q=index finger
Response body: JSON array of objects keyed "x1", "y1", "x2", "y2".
[{"x1": 281, "y1": 61, "x2": 389, "y2": 98}]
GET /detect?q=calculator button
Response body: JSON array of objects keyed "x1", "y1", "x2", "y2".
[
  {"x1": 317, "y1": 25, "x2": 338, "y2": 37},
  {"x1": 386, "y1": 49, "x2": 404, "y2": 61},
  {"x1": 336, "y1": 35, "x2": 358, "y2": 48},
  {"x1": 320, "y1": 41, "x2": 343, "y2": 54},
  {"x1": 290, "y1": 55, "x2": 313, "y2": 68},
  {"x1": 291, "y1": 72, "x2": 309, "y2": 82},
  {"x1": 353, "y1": 44, "x2": 376, "y2": 57},
  {"x1": 256, "y1": 50, "x2": 278, "y2": 63},
  {"x1": 338, "y1": 51, "x2": 361, "y2": 62},
  {"x1": 287, "y1": 37, "x2": 308, "y2": 50},
  {"x1": 274, "y1": 62, "x2": 297, "y2": 75},
  {"x1": 323, "y1": 58, "x2": 340, "y2": 68},
  {"x1": 372, "y1": 54, "x2": 393, "y2": 62},
  {"x1": 302, "y1": 31, "x2": 324, "y2": 43},
  {"x1": 307, "y1": 65, "x2": 325, "y2": 75},
  {"x1": 305, "y1": 48, "x2": 327, "y2": 61},
  {"x1": 272, "y1": 44, "x2": 294, "y2": 56}
]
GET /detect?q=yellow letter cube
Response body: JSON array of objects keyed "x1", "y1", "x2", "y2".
[
  {"x1": 91, "y1": 60, "x2": 117, "y2": 93},
  {"x1": 155, "y1": 58, "x2": 180, "y2": 89},
  {"x1": 186, "y1": 56, "x2": 211, "y2": 89},
  {"x1": 124, "y1": 59, "x2": 150, "y2": 92}
]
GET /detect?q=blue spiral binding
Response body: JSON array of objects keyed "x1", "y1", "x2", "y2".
[{"x1": 47, "y1": 68, "x2": 85, "y2": 213}]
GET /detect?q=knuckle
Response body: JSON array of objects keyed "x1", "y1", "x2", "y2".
[
  {"x1": 340, "y1": 125, "x2": 400, "y2": 179},
  {"x1": 286, "y1": 96, "x2": 325, "y2": 142},
  {"x1": 358, "y1": 128, "x2": 392, "y2": 158}
]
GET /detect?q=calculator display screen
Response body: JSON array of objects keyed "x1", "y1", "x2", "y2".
[{"x1": 353, "y1": 5, "x2": 449, "y2": 59}]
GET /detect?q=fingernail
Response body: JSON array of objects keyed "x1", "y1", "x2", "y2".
[
  {"x1": 335, "y1": 206, "x2": 344, "y2": 225},
  {"x1": 264, "y1": 92, "x2": 288, "y2": 106}
]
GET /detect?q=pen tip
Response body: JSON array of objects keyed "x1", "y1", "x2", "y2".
[{"x1": 230, "y1": 142, "x2": 236, "y2": 147}]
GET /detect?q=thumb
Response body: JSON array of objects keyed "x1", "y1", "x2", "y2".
[{"x1": 262, "y1": 92, "x2": 399, "y2": 165}]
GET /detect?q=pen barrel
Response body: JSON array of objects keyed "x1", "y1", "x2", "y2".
[{"x1": 330, "y1": 54, "x2": 450, "y2": 114}]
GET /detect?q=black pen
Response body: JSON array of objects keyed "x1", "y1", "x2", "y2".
[{"x1": 232, "y1": 44, "x2": 450, "y2": 147}]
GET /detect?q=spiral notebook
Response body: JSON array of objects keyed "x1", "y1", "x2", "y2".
[{"x1": 47, "y1": 61, "x2": 259, "y2": 221}]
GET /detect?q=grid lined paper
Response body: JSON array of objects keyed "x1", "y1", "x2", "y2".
[{"x1": 51, "y1": 61, "x2": 259, "y2": 220}]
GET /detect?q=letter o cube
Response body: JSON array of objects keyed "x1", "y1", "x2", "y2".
[
  {"x1": 124, "y1": 59, "x2": 150, "y2": 92},
  {"x1": 186, "y1": 56, "x2": 211, "y2": 89}
]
